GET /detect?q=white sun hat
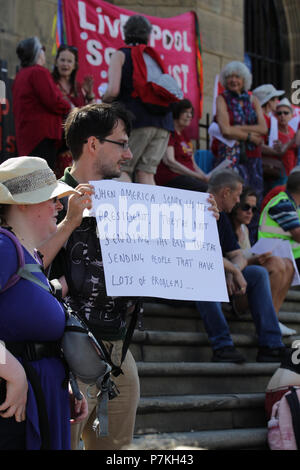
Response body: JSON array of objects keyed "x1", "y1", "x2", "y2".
[{"x1": 0, "y1": 156, "x2": 77, "y2": 205}]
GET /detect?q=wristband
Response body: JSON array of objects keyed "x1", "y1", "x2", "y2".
[{"x1": 246, "y1": 132, "x2": 251, "y2": 143}]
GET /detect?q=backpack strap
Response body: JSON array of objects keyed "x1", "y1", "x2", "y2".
[
  {"x1": 0, "y1": 227, "x2": 25, "y2": 291},
  {"x1": 0, "y1": 227, "x2": 51, "y2": 293},
  {"x1": 98, "y1": 300, "x2": 143, "y2": 378},
  {"x1": 286, "y1": 387, "x2": 300, "y2": 449},
  {"x1": 17, "y1": 265, "x2": 51, "y2": 292}
]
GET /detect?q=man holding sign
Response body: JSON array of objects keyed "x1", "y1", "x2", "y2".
[
  {"x1": 41, "y1": 102, "x2": 220, "y2": 449},
  {"x1": 44, "y1": 102, "x2": 140, "y2": 451}
]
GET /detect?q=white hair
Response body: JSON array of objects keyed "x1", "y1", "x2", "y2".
[{"x1": 220, "y1": 61, "x2": 253, "y2": 91}]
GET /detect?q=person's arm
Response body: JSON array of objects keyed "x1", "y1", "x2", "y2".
[
  {"x1": 216, "y1": 95, "x2": 267, "y2": 144},
  {"x1": 225, "y1": 248, "x2": 248, "y2": 272},
  {"x1": 82, "y1": 75, "x2": 95, "y2": 103},
  {"x1": 0, "y1": 348, "x2": 28, "y2": 422},
  {"x1": 296, "y1": 128, "x2": 300, "y2": 147},
  {"x1": 102, "y1": 51, "x2": 125, "y2": 103},
  {"x1": 268, "y1": 199, "x2": 300, "y2": 244},
  {"x1": 162, "y1": 146, "x2": 208, "y2": 181},
  {"x1": 290, "y1": 227, "x2": 300, "y2": 243},
  {"x1": 31, "y1": 67, "x2": 71, "y2": 115},
  {"x1": 223, "y1": 256, "x2": 247, "y2": 295},
  {"x1": 39, "y1": 184, "x2": 94, "y2": 268},
  {"x1": 236, "y1": 96, "x2": 268, "y2": 136}
]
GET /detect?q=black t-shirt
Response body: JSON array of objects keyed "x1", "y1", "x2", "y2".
[{"x1": 217, "y1": 211, "x2": 240, "y2": 255}]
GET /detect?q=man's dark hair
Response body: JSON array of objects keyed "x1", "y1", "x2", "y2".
[
  {"x1": 287, "y1": 171, "x2": 300, "y2": 194},
  {"x1": 208, "y1": 169, "x2": 244, "y2": 194},
  {"x1": 171, "y1": 99, "x2": 194, "y2": 120},
  {"x1": 123, "y1": 15, "x2": 152, "y2": 45},
  {"x1": 64, "y1": 102, "x2": 133, "y2": 160}
]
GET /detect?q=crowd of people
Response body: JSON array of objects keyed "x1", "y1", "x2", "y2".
[{"x1": 1, "y1": 13, "x2": 300, "y2": 451}]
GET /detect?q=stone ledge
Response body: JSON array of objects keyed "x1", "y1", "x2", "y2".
[
  {"x1": 129, "y1": 428, "x2": 267, "y2": 450},
  {"x1": 137, "y1": 361, "x2": 278, "y2": 376},
  {"x1": 138, "y1": 393, "x2": 265, "y2": 413}
]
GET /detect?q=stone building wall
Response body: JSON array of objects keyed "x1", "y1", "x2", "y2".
[{"x1": 0, "y1": 0, "x2": 244, "y2": 147}]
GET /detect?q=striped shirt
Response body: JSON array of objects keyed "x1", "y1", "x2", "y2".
[{"x1": 268, "y1": 191, "x2": 300, "y2": 232}]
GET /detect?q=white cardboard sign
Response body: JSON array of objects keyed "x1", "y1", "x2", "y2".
[{"x1": 89, "y1": 181, "x2": 229, "y2": 302}]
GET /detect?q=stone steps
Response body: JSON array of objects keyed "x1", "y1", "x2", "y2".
[
  {"x1": 131, "y1": 290, "x2": 300, "y2": 450},
  {"x1": 140, "y1": 301, "x2": 300, "y2": 333},
  {"x1": 136, "y1": 362, "x2": 278, "y2": 395},
  {"x1": 131, "y1": 428, "x2": 268, "y2": 450},
  {"x1": 135, "y1": 393, "x2": 266, "y2": 435},
  {"x1": 131, "y1": 329, "x2": 300, "y2": 362}
]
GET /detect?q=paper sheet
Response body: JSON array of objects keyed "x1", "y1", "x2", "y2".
[{"x1": 208, "y1": 122, "x2": 236, "y2": 148}]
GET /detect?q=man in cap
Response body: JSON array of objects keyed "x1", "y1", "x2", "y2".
[
  {"x1": 103, "y1": 15, "x2": 174, "y2": 185},
  {"x1": 252, "y1": 84, "x2": 285, "y2": 121},
  {"x1": 252, "y1": 86, "x2": 297, "y2": 188}
]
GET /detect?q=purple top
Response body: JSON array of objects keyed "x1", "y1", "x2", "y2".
[{"x1": 0, "y1": 234, "x2": 70, "y2": 449}]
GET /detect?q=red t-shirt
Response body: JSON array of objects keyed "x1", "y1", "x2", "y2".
[
  {"x1": 155, "y1": 131, "x2": 195, "y2": 186},
  {"x1": 263, "y1": 113, "x2": 271, "y2": 144},
  {"x1": 277, "y1": 126, "x2": 297, "y2": 176}
]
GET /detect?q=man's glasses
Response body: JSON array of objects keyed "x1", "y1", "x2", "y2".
[
  {"x1": 276, "y1": 111, "x2": 290, "y2": 116},
  {"x1": 92, "y1": 137, "x2": 129, "y2": 151},
  {"x1": 240, "y1": 203, "x2": 258, "y2": 213}
]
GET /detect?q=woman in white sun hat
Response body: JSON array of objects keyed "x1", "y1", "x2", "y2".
[{"x1": 0, "y1": 156, "x2": 90, "y2": 450}]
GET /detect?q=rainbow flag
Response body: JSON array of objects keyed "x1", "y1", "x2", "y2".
[
  {"x1": 194, "y1": 12, "x2": 204, "y2": 119},
  {"x1": 51, "y1": 0, "x2": 66, "y2": 55}
]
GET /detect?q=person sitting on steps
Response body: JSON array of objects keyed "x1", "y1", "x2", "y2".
[{"x1": 196, "y1": 169, "x2": 289, "y2": 363}]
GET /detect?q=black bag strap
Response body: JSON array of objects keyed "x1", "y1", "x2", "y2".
[
  {"x1": 286, "y1": 387, "x2": 300, "y2": 450},
  {"x1": 98, "y1": 300, "x2": 143, "y2": 377}
]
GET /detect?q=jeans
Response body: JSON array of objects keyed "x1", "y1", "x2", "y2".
[{"x1": 196, "y1": 265, "x2": 284, "y2": 350}]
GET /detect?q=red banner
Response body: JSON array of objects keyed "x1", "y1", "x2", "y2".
[{"x1": 62, "y1": 0, "x2": 203, "y2": 138}]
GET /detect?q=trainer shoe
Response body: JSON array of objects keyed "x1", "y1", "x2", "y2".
[
  {"x1": 256, "y1": 346, "x2": 290, "y2": 363},
  {"x1": 278, "y1": 322, "x2": 297, "y2": 337},
  {"x1": 212, "y1": 346, "x2": 246, "y2": 363}
]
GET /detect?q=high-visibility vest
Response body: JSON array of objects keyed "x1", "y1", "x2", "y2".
[{"x1": 258, "y1": 191, "x2": 300, "y2": 259}]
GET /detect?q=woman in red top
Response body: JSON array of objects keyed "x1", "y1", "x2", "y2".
[
  {"x1": 51, "y1": 45, "x2": 95, "y2": 177},
  {"x1": 12, "y1": 37, "x2": 71, "y2": 170},
  {"x1": 274, "y1": 98, "x2": 298, "y2": 177},
  {"x1": 155, "y1": 99, "x2": 208, "y2": 191}
]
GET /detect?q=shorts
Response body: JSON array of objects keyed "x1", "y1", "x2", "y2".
[{"x1": 122, "y1": 127, "x2": 170, "y2": 175}]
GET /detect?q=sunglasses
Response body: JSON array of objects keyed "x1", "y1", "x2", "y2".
[
  {"x1": 58, "y1": 45, "x2": 78, "y2": 54},
  {"x1": 276, "y1": 111, "x2": 290, "y2": 116},
  {"x1": 241, "y1": 203, "x2": 258, "y2": 213}
]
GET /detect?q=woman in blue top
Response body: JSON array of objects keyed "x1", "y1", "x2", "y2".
[{"x1": 0, "y1": 156, "x2": 88, "y2": 449}]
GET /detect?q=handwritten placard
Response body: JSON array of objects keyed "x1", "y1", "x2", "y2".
[{"x1": 90, "y1": 180, "x2": 228, "y2": 302}]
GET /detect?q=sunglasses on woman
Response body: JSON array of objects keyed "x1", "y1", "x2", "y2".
[{"x1": 241, "y1": 203, "x2": 258, "y2": 213}]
